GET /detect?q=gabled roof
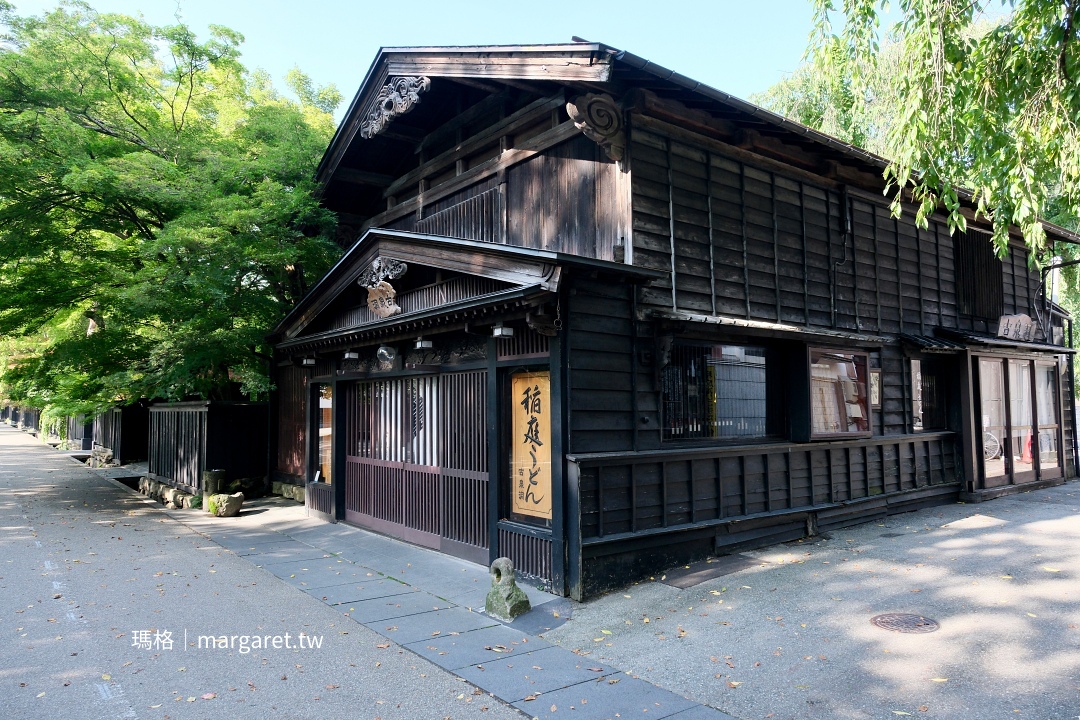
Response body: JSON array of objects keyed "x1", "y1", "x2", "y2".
[
  {"x1": 270, "y1": 228, "x2": 663, "y2": 345},
  {"x1": 317, "y1": 41, "x2": 1080, "y2": 247}
]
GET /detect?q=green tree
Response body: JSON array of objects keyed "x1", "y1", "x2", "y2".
[
  {"x1": 0, "y1": 1, "x2": 341, "y2": 415},
  {"x1": 809, "y1": 0, "x2": 1080, "y2": 259},
  {"x1": 751, "y1": 35, "x2": 902, "y2": 157}
]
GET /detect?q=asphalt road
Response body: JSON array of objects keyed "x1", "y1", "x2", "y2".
[{"x1": 0, "y1": 426, "x2": 526, "y2": 720}]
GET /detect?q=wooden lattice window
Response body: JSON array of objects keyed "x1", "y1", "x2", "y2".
[{"x1": 955, "y1": 229, "x2": 1004, "y2": 321}]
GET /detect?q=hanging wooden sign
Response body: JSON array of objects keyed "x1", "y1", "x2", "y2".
[
  {"x1": 366, "y1": 280, "x2": 401, "y2": 318},
  {"x1": 510, "y1": 371, "x2": 552, "y2": 520},
  {"x1": 997, "y1": 314, "x2": 1035, "y2": 342}
]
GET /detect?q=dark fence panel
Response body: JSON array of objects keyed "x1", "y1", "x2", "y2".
[
  {"x1": 93, "y1": 406, "x2": 149, "y2": 464},
  {"x1": 573, "y1": 431, "x2": 959, "y2": 541},
  {"x1": 18, "y1": 408, "x2": 41, "y2": 433},
  {"x1": 66, "y1": 415, "x2": 93, "y2": 450},
  {"x1": 149, "y1": 402, "x2": 267, "y2": 492}
]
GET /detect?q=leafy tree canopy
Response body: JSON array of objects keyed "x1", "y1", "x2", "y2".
[
  {"x1": 803, "y1": 0, "x2": 1080, "y2": 259},
  {"x1": 0, "y1": 1, "x2": 342, "y2": 416}
]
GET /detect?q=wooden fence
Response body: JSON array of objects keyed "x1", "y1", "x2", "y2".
[
  {"x1": 94, "y1": 406, "x2": 150, "y2": 464},
  {"x1": 66, "y1": 415, "x2": 93, "y2": 450},
  {"x1": 571, "y1": 431, "x2": 960, "y2": 543},
  {"x1": 148, "y1": 402, "x2": 267, "y2": 492}
]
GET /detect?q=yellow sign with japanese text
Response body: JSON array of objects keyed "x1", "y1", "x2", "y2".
[{"x1": 510, "y1": 371, "x2": 551, "y2": 519}]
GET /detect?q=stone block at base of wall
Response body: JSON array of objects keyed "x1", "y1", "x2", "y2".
[
  {"x1": 89, "y1": 447, "x2": 115, "y2": 468},
  {"x1": 137, "y1": 476, "x2": 198, "y2": 509},
  {"x1": 271, "y1": 480, "x2": 305, "y2": 503}
]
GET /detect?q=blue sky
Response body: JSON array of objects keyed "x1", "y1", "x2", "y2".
[{"x1": 11, "y1": 0, "x2": 825, "y2": 117}]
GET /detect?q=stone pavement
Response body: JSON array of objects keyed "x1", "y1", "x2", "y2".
[
  {"x1": 5, "y1": 423, "x2": 1079, "y2": 720},
  {"x1": 0, "y1": 424, "x2": 732, "y2": 720}
]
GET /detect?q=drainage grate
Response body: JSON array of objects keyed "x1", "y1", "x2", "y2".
[{"x1": 870, "y1": 613, "x2": 940, "y2": 634}]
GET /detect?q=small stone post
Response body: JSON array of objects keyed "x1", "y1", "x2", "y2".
[
  {"x1": 202, "y1": 469, "x2": 226, "y2": 513},
  {"x1": 485, "y1": 557, "x2": 531, "y2": 622}
]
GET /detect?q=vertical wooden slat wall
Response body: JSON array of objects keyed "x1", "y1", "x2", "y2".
[{"x1": 342, "y1": 370, "x2": 490, "y2": 564}]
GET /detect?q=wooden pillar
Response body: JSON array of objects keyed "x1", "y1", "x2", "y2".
[
  {"x1": 959, "y1": 350, "x2": 979, "y2": 493},
  {"x1": 549, "y1": 322, "x2": 567, "y2": 596},
  {"x1": 485, "y1": 336, "x2": 500, "y2": 563},
  {"x1": 331, "y1": 376, "x2": 347, "y2": 522}
]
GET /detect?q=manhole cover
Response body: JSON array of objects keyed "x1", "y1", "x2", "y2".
[{"x1": 870, "y1": 613, "x2": 940, "y2": 634}]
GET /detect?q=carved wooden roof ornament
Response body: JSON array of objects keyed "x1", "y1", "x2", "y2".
[
  {"x1": 357, "y1": 257, "x2": 408, "y2": 288},
  {"x1": 566, "y1": 93, "x2": 626, "y2": 167},
  {"x1": 359, "y1": 76, "x2": 432, "y2": 139},
  {"x1": 357, "y1": 257, "x2": 408, "y2": 319}
]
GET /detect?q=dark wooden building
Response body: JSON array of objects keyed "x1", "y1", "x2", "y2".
[{"x1": 270, "y1": 43, "x2": 1078, "y2": 599}]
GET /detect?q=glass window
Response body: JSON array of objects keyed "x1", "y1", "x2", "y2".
[
  {"x1": 809, "y1": 350, "x2": 869, "y2": 437},
  {"x1": 316, "y1": 384, "x2": 332, "y2": 483},
  {"x1": 1008, "y1": 359, "x2": 1035, "y2": 479},
  {"x1": 979, "y1": 359, "x2": 1007, "y2": 482},
  {"x1": 912, "y1": 358, "x2": 947, "y2": 432},
  {"x1": 1035, "y1": 363, "x2": 1061, "y2": 473},
  {"x1": 662, "y1": 343, "x2": 769, "y2": 441}
]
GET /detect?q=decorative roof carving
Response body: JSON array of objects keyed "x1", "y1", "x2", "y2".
[
  {"x1": 357, "y1": 257, "x2": 408, "y2": 288},
  {"x1": 358, "y1": 257, "x2": 408, "y2": 319},
  {"x1": 359, "y1": 76, "x2": 431, "y2": 139},
  {"x1": 566, "y1": 93, "x2": 625, "y2": 165}
]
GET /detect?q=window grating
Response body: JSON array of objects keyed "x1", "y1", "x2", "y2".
[
  {"x1": 662, "y1": 343, "x2": 768, "y2": 441},
  {"x1": 955, "y1": 229, "x2": 1004, "y2": 321}
]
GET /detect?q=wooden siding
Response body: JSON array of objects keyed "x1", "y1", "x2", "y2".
[
  {"x1": 628, "y1": 123, "x2": 1047, "y2": 338},
  {"x1": 507, "y1": 133, "x2": 621, "y2": 260},
  {"x1": 567, "y1": 280, "x2": 641, "y2": 453},
  {"x1": 379, "y1": 133, "x2": 622, "y2": 261},
  {"x1": 275, "y1": 365, "x2": 308, "y2": 482},
  {"x1": 329, "y1": 275, "x2": 506, "y2": 331},
  {"x1": 573, "y1": 432, "x2": 959, "y2": 541}
]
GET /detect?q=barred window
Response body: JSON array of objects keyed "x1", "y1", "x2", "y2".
[
  {"x1": 955, "y1": 229, "x2": 1004, "y2": 321},
  {"x1": 662, "y1": 343, "x2": 770, "y2": 441},
  {"x1": 912, "y1": 358, "x2": 947, "y2": 432}
]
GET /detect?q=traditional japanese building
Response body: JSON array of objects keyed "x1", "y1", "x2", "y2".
[{"x1": 268, "y1": 42, "x2": 1078, "y2": 599}]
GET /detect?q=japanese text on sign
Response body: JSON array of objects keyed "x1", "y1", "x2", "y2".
[{"x1": 510, "y1": 371, "x2": 551, "y2": 520}]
